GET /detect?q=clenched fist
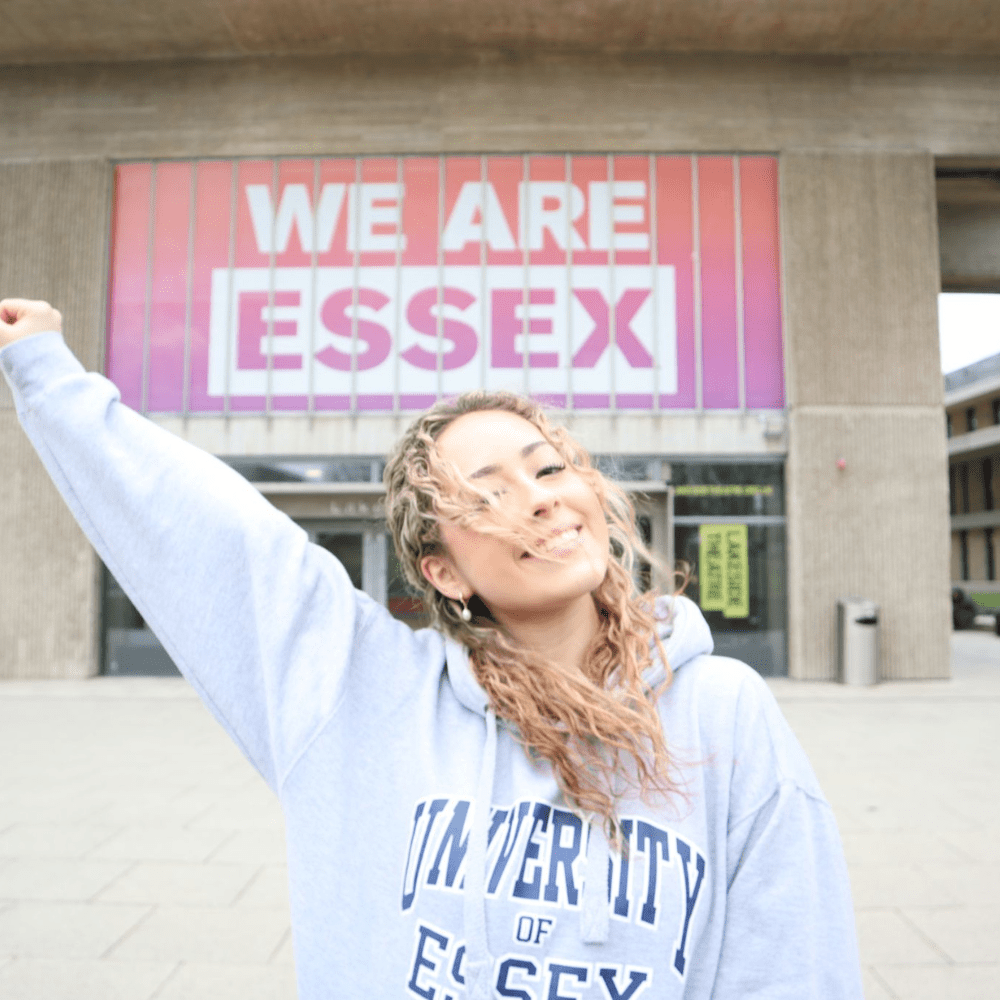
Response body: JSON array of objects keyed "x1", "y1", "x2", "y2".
[{"x1": 0, "y1": 299, "x2": 63, "y2": 349}]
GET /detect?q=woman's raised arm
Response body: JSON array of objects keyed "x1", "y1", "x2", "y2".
[{"x1": 1, "y1": 299, "x2": 372, "y2": 792}]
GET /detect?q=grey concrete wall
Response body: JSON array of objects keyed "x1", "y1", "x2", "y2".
[
  {"x1": 782, "y1": 152, "x2": 951, "y2": 679},
  {"x1": 1, "y1": 53, "x2": 1000, "y2": 161},
  {"x1": 0, "y1": 160, "x2": 112, "y2": 679}
]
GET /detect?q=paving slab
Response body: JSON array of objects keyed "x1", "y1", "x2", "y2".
[
  {"x1": 152, "y1": 961, "x2": 298, "y2": 1000},
  {"x1": 107, "y1": 904, "x2": 290, "y2": 964},
  {"x1": 88, "y1": 824, "x2": 234, "y2": 864},
  {"x1": 235, "y1": 865, "x2": 294, "y2": 909},
  {"x1": 0, "y1": 858, "x2": 131, "y2": 902},
  {"x1": 96, "y1": 861, "x2": 260, "y2": 907},
  {"x1": 900, "y1": 905, "x2": 1000, "y2": 964},
  {"x1": 875, "y1": 963, "x2": 1000, "y2": 1000},
  {"x1": 0, "y1": 901, "x2": 151, "y2": 960},
  {"x1": 0, "y1": 959, "x2": 174, "y2": 1000},
  {"x1": 0, "y1": 823, "x2": 122, "y2": 860}
]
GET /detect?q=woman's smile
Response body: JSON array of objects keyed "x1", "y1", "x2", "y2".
[{"x1": 521, "y1": 524, "x2": 584, "y2": 559}]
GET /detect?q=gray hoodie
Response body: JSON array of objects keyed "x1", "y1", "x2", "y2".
[{"x1": 2, "y1": 330, "x2": 863, "y2": 1000}]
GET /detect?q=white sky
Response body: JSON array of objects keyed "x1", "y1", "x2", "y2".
[{"x1": 938, "y1": 293, "x2": 1000, "y2": 373}]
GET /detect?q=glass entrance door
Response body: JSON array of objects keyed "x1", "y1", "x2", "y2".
[{"x1": 670, "y1": 460, "x2": 788, "y2": 677}]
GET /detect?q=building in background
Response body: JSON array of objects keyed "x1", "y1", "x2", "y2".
[
  {"x1": 946, "y1": 351, "x2": 1000, "y2": 628},
  {"x1": 7, "y1": 0, "x2": 991, "y2": 682}
]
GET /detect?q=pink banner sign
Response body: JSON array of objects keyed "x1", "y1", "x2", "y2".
[{"x1": 106, "y1": 155, "x2": 784, "y2": 413}]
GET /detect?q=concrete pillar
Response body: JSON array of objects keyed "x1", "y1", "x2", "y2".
[
  {"x1": 782, "y1": 151, "x2": 951, "y2": 679},
  {"x1": 0, "y1": 159, "x2": 112, "y2": 678}
]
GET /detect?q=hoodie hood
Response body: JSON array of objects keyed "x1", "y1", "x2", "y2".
[
  {"x1": 644, "y1": 592, "x2": 715, "y2": 689},
  {"x1": 442, "y1": 594, "x2": 714, "y2": 998}
]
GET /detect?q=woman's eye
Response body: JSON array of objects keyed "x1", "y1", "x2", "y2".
[{"x1": 537, "y1": 464, "x2": 566, "y2": 477}]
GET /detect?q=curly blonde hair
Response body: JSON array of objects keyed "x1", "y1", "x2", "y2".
[{"x1": 383, "y1": 391, "x2": 679, "y2": 833}]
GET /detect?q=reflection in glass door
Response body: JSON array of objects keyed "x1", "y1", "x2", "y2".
[{"x1": 304, "y1": 521, "x2": 429, "y2": 630}]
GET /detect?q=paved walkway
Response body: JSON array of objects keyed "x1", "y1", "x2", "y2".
[{"x1": 0, "y1": 631, "x2": 998, "y2": 1000}]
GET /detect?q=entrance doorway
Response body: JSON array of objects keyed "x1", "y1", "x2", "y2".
[{"x1": 101, "y1": 464, "x2": 787, "y2": 676}]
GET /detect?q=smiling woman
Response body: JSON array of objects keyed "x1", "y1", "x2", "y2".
[{"x1": 0, "y1": 297, "x2": 864, "y2": 1000}]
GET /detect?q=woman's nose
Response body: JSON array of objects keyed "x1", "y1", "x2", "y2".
[{"x1": 520, "y1": 476, "x2": 559, "y2": 517}]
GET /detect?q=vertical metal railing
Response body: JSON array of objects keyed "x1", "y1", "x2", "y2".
[
  {"x1": 564, "y1": 152, "x2": 575, "y2": 411},
  {"x1": 182, "y1": 164, "x2": 197, "y2": 420},
  {"x1": 479, "y1": 155, "x2": 489, "y2": 394},
  {"x1": 691, "y1": 154, "x2": 703, "y2": 412},
  {"x1": 349, "y1": 157, "x2": 363, "y2": 412},
  {"x1": 393, "y1": 156, "x2": 405, "y2": 413},
  {"x1": 606, "y1": 154, "x2": 617, "y2": 412},
  {"x1": 649, "y1": 154, "x2": 659, "y2": 414},
  {"x1": 307, "y1": 156, "x2": 321, "y2": 421},
  {"x1": 223, "y1": 161, "x2": 238, "y2": 419},
  {"x1": 521, "y1": 153, "x2": 531, "y2": 400},
  {"x1": 264, "y1": 158, "x2": 279, "y2": 417},
  {"x1": 140, "y1": 163, "x2": 157, "y2": 416},
  {"x1": 436, "y1": 155, "x2": 446, "y2": 400},
  {"x1": 733, "y1": 155, "x2": 747, "y2": 412}
]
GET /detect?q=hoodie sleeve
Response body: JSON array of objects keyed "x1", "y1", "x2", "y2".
[
  {"x1": 710, "y1": 666, "x2": 864, "y2": 999},
  {"x1": 1, "y1": 330, "x2": 379, "y2": 792}
]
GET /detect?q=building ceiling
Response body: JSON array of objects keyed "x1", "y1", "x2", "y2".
[{"x1": 7, "y1": 0, "x2": 1000, "y2": 65}]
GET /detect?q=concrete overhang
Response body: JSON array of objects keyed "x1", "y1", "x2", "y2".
[
  {"x1": 944, "y1": 374, "x2": 1000, "y2": 408},
  {"x1": 8, "y1": 0, "x2": 1000, "y2": 65},
  {"x1": 948, "y1": 423, "x2": 1000, "y2": 460}
]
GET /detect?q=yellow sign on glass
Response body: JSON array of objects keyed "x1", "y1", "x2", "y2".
[{"x1": 699, "y1": 524, "x2": 749, "y2": 619}]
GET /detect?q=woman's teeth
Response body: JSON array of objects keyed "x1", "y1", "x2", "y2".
[{"x1": 544, "y1": 527, "x2": 580, "y2": 552}]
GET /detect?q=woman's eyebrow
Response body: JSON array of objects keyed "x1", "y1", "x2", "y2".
[{"x1": 469, "y1": 440, "x2": 549, "y2": 480}]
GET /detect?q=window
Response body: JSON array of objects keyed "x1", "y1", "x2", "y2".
[
  {"x1": 946, "y1": 412, "x2": 953, "y2": 438},
  {"x1": 960, "y1": 463, "x2": 970, "y2": 514},
  {"x1": 987, "y1": 528, "x2": 996, "y2": 582},
  {"x1": 966, "y1": 406, "x2": 978, "y2": 432},
  {"x1": 960, "y1": 530, "x2": 970, "y2": 581},
  {"x1": 984, "y1": 458, "x2": 995, "y2": 512},
  {"x1": 994, "y1": 398, "x2": 1000, "y2": 425},
  {"x1": 949, "y1": 465, "x2": 957, "y2": 516}
]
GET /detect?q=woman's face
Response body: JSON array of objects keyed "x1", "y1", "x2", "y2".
[{"x1": 420, "y1": 409, "x2": 610, "y2": 625}]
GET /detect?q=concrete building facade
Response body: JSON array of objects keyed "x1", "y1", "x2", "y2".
[
  {"x1": 3, "y1": 1, "x2": 982, "y2": 683},
  {"x1": 946, "y1": 352, "x2": 1000, "y2": 620}
]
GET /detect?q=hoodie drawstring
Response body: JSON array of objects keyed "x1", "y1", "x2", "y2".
[
  {"x1": 464, "y1": 705, "x2": 498, "y2": 999},
  {"x1": 580, "y1": 819, "x2": 611, "y2": 943}
]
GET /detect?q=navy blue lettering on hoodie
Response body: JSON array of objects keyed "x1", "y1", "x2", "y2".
[{"x1": 1, "y1": 330, "x2": 864, "y2": 999}]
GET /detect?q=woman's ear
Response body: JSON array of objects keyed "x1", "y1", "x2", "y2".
[{"x1": 420, "y1": 553, "x2": 466, "y2": 601}]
